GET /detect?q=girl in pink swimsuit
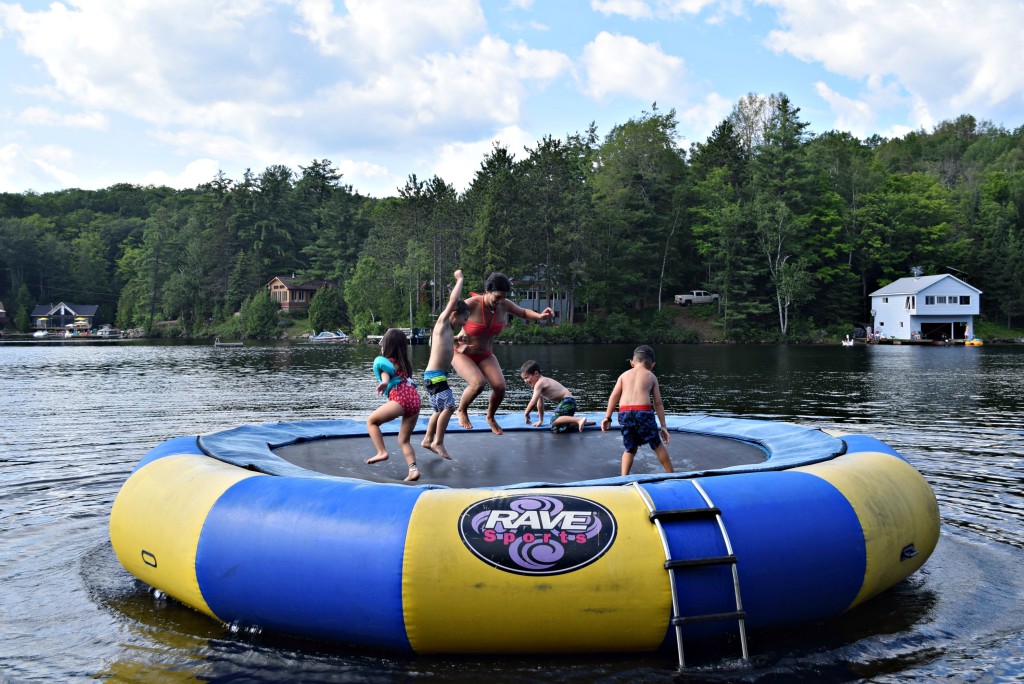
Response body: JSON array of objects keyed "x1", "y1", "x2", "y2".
[
  {"x1": 366, "y1": 328, "x2": 422, "y2": 481},
  {"x1": 451, "y1": 272, "x2": 554, "y2": 435}
]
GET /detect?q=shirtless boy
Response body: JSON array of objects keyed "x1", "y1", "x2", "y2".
[
  {"x1": 420, "y1": 270, "x2": 471, "y2": 460},
  {"x1": 519, "y1": 360, "x2": 594, "y2": 432},
  {"x1": 600, "y1": 345, "x2": 674, "y2": 476}
]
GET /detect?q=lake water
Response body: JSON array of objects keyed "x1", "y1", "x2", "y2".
[{"x1": 1, "y1": 340, "x2": 1022, "y2": 683}]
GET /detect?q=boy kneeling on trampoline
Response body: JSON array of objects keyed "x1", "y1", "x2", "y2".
[
  {"x1": 519, "y1": 360, "x2": 594, "y2": 432},
  {"x1": 601, "y1": 345, "x2": 674, "y2": 476}
]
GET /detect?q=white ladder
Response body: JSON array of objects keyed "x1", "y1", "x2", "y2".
[{"x1": 633, "y1": 480, "x2": 749, "y2": 668}]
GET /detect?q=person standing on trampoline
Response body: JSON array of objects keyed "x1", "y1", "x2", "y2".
[
  {"x1": 366, "y1": 328, "x2": 422, "y2": 481},
  {"x1": 452, "y1": 272, "x2": 553, "y2": 435},
  {"x1": 420, "y1": 269, "x2": 471, "y2": 460},
  {"x1": 600, "y1": 345, "x2": 674, "y2": 476}
]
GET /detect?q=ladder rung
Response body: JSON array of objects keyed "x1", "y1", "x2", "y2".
[
  {"x1": 666, "y1": 554, "x2": 737, "y2": 569},
  {"x1": 649, "y1": 507, "x2": 722, "y2": 522},
  {"x1": 672, "y1": 610, "x2": 746, "y2": 626}
]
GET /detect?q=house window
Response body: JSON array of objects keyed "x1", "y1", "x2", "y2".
[
  {"x1": 960, "y1": 296, "x2": 971, "y2": 305},
  {"x1": 925, "y1": 296, "x2": 935, "y2": 305},
  {"x1": 938, "y1": 296, "x2": 947, "y2": 304},
  {"x1": 882, "y1": 297, "x2": 889, "y2": 303},
  {"x1": 904, "y1": 296, "x2": 915, "y2": 310},
  {"x1": 900, "y1": 321, "x2": 905, "y2": 327}
]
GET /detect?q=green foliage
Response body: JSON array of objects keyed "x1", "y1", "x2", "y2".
[
  {"x1": 240, "y1": 290, "x2": 280, "y2": 338},
  {"x1": 15, "y1": 306, "x2": 30, "y2": 332},
  {"x1": 2, "y1": 110, "x2": 1022, "y2": 341},
  {"x1": 974, "y1": 319, "x2": 1024, "y2": 340},
  {"x1": 308, "y1": 286, "x2": 344, "y2": 333},
  {"x1": 499, "y1": 307, "x2": 700, "y2": 344},
  {"x1": 345, "y1": 256, "x2": 403, "y2": 331}
]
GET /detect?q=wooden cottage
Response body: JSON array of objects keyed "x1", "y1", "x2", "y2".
[{"x1": 266, "y1": 276, "x2": 334, "y2": 312}]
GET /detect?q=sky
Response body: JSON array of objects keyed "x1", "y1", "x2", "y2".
[{"x1": 1, "y1": 0, "x2": 1023, "y2": 198}]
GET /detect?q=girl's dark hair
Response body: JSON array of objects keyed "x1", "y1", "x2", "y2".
[
  {"x1": 485, "y1": 272, "x2": 512, "y2": 293},
  {"x1": 381, "y1": 328, "x2": 413, "y2": 376}
]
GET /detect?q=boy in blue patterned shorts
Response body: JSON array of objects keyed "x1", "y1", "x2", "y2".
[
  {"x1": 421, "y1": 270, "x2": 471, "y2": 461},
  {"x1": 520, "y1": 360, "x2": 595, "y2": 433},
  {"x1": 600, "y1": 345, "x2": 674, "y2": 476}
]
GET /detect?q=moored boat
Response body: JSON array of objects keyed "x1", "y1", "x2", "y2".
[{"x1": 307, "y1": 330, "x2": 352, "y2": 343}]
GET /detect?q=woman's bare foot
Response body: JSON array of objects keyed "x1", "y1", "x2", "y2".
[
  {"x1": 404, "y1": 464, "x2": 420, "y2": 482},
  {"x1": 366, "y1": 452, "x2": 389, "y2": 464},
  {"x1": 486, "y1": 416, "x2": 504, "y2": 435},
  {"x1": 432, "y1": 443, "x2": 453, "y2": 460},
  {"x1": 456, "y1": 409, "x2": 473, "y2": 429}
]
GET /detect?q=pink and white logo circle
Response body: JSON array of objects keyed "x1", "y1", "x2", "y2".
[{"x1": 458, "y1": 494, "x2": 617, "y2": 575}]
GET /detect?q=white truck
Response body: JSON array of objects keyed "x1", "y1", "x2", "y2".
[{"x1": 674, "y1": 290, "x2": 719, "y2": 306}]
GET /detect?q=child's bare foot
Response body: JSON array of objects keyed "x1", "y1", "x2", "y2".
[
  {"x1": 421, "y1": 436, "x2": 436, "y2": 452},
  {"x1": 432, "y1": 443, "x2": 453, "y2": 460},
  {"x1": 486, "y1": 416, "x2": 504, "y2": 435},
  {"x1": 456, "y1": 409, "x2": 473, "y2": 429},
  {"x1": 366, "y1": 452, "x2": 389, "y2": 464},
  {"x1": 577, "y1": 417, "x2": 595, "y2": 431},
  {"x1": 404, "y1": 464, "x2": 420, "y2": 482}
]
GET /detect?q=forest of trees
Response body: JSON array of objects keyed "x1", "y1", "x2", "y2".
[{"x1": 2, "y1": 93, "x2": 1023, "y2": 342}]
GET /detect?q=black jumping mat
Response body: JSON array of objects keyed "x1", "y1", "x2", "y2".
[{"x1": 274, "y1": 427, "x2": 766, "y2": 487}]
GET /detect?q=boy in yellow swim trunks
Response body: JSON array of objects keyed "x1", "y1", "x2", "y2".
[{"x1": 421, "y1": 270, "x2": 471, "y2": 460}]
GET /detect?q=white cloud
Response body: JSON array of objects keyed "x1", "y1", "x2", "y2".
[
  {"x1": 0, "y1": 0, "x2": 575, "y2": 195},
  {"x1": 140, "y1": 158, "x2": 221, "y2": 189},
  {"x1": 291, "y1": 0, "x2": 486, "y2": 63},
  {"x1": 337, "y1": 158, "x2": 403, "y2": 198},
  {"x1": 591, "y1": 0, "x2": 654, "y2": 20},
  {"x1": 0, "y1": 1, "x2": 270, "y2": 118},
  {"x1": 591, "y1": 0, "x2": 741, "y2": 21},
  {"x1": 16, "y1": 106, "x2": 109, "y2": 129},
  {"x1": 759, "y1": 0, "x2": 1024, "y2": 127},
  {"x1": 432, "y1": 125, "x2": 536, "y2": 192},
  {"x1": 581, "y1": 32, "x2": 685, "y2": 102},
  {"x1": 0, "y1": 142, "x2": 77, "y2": 192},
  {"x1": 813, "y1": 82, "x2": 874, "y2": 137},
  {"x1": 679, "y1": 91, "x2": 733, "y2": 143}
]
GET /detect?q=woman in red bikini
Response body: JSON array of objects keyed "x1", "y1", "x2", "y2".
[{"x1": 452, "y1": 272, "x2": 553, "y2": 434}]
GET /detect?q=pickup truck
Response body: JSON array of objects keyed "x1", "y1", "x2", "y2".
[{"x1": 674, "y1": 290, "x2": 719, "y2": 306}]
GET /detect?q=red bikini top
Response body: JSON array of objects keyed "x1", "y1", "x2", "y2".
[{"x1": 462, "y1": 294, "x2": 504, "y2": 336}]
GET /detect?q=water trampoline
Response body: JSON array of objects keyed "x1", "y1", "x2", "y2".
[{"x1": 109, "y1": 413, "x2": 939, "y2": 666}]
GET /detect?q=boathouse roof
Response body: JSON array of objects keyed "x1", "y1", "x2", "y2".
[{"x1": 870, "y1": 274, "x2": 982, "y2": 297}]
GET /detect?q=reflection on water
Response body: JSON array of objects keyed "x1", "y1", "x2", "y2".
[{"x1": 1, "y1": 341, "x2": 1022, "y2": 681}]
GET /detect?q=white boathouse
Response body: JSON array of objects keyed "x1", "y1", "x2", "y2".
[{"x1": 869, "y1": 274, "x2": 981, "y2": 342}]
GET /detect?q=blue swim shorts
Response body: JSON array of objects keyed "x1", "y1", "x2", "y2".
[
  {"x1": 618, "y1": 409, "x2": 662, "y2": 452},
  {"x1": 424, "y1": 369, "x2": 456, "y2": 412}
]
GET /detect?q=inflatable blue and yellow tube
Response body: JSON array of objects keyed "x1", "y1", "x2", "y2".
[{"x1": 109, "y1": 416, "x2": 939, "y2": 654}]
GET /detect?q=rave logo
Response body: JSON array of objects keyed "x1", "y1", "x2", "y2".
[{"x1": 458, "y1": 494, "x2": 617, "y2": 576}]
